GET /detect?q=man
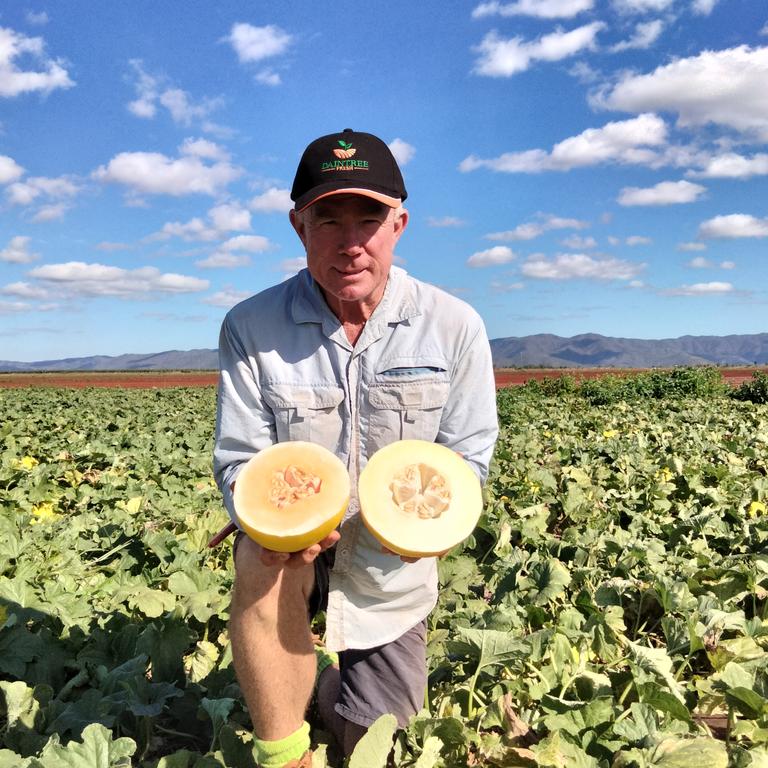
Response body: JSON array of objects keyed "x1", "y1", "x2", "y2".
[{"x1": 213, "y1": 129, "x2": 498, "y2": 768}]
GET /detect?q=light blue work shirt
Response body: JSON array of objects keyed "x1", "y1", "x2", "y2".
[{"x1": 213, "y1": 265, "x2": 498, "y2": 651}]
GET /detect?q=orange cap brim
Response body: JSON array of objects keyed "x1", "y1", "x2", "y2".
[{"x1": 296, "y1": 187, "x2": 402, "y2": 212}]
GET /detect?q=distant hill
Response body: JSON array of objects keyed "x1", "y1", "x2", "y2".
[
  {"x1": 490, "y1": 332, "x2": 768, "y2": 368},
  {"x1": 2, "y1": 333, "x2": 767, "y2": 372}
]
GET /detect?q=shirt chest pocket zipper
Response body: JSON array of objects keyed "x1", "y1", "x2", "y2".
[
  {"x1": 262, "y1": 384, "x2": 345, "y2": 450},
  {"x1": 367, "y1": 380, "x2": 450, "y2": 443}
]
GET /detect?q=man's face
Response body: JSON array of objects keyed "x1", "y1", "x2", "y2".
[{"x1": 290, "y1": 194, "x2": 408, "y2": 318}]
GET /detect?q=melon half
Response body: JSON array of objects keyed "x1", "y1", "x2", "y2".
[
  {"x1": 233, "y1": 441, "x2": 350, "y2": 553},
  {"x1": 359, "y1": 440, "x2": 483, "y2": 558}
]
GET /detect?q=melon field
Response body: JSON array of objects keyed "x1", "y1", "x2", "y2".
[{"x1": 2, "y1": 370, "x2": 768, "y2": 767}]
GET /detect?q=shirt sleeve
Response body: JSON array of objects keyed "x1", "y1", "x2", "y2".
[
  {"x1": 437, "y1": 315, "x2": 499, "y2": 484},
  {"x1": 212, "y1": 311, "x2": 276, "y2": 525}
]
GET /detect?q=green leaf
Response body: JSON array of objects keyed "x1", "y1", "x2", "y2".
[
  {"x1": 519, "y1": 559, "x2": 571, "y2": 605},
  {"x1": 185, "y1": 640, "x2": 219, "y2": 683},
  {"x1": 348, "y1": 713, "x2": 397, "y2": 768},
  {"x1": 448, "y1": 627, "x2": 528, "y2": 672},
  {"x1": 649, "y1": 737, "x2": 728, "y2": 767},
  {"x1": 414, "y1": 735, "x2": 443, "y2": 767},
  {"x1": 37, "y1": 722, "x2": 135, "y2": 767}
]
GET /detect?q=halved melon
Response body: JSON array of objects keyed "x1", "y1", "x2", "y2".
[
  {"x1": 359, "y1": 440, "x2": 483, "y2": 558},
  {"x1": 233, "y1": 441, "x2": 350, "y2": 552}
]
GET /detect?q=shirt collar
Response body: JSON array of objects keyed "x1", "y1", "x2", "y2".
[{"x1": 290, "y1": 265, "x2": 422, "y2": 327}]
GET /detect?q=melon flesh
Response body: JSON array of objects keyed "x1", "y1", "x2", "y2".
[
  {"x1": 233, "y1": 441, "x2": 350, "y2": 552},
  {"x1": 359, "y1": 440, "x2": 483, "y2": 558}
]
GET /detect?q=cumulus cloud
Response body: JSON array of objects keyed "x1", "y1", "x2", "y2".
[
  {"x1": 227, "y1": 23, "x2": 292, "y2": 85},
  {"x1": 209, "y1": 202, "x2": 251, "y2": 232},
  {"x1": 0, "y1": 26, "x2": 74, "y2": 97},
  {"x1": 467, "y1": 245, "x2": 517, "y2": 267},
  {"x1": 691, "y1": 0, "x2": 719, "y2": 14},
  {"x1": 32, "y1": 203, "x2": 69, "y2": 222},
  {"x1": 473, "y1": 22, "x2": 604, "y2": 77},
  {"x1": 486, "y1": 213, "x2": 588, "y2": 241},
  {"x1": 690, "y1": 152, "x2": 768, "y2": 179},
  {"x1": 249, "y1": 187, "x2": 293, "y2": 213},
  {"x1": 1, "y1": 236, "x2": 38, "y2": 263},
  {"x1": 195, "y1": 252, "x2": 251, "y2": 269},
  {"x1": 626, "y1": 235, "x2": 652, "y2": 245},
  {"x1": 389, "y1": 138, "x2": 416, "y2": 166},
  {"x1": 0, "y1": 155, "x2": 25, "y2": 184},
  {"x1": 220, "y1": 235, "x2": 270, "y2": 252},
  {"x1": 561, "y1": 234, "x2": 597, "y2": 249},
  {"x1": 698, "y1": 214, "x2": 768, "y2": 239},
  {"x1": 279, "y1": 257, "x2": 307, "y2": 273},
  {"x1": 490, "y1": 280, "x2": 525, "y2": 292},
  {"x1": 93, "y1": 140, "x2": 241, "y2": 197},
  {"x1": 522, "y1": 252, "x2": 644, "y2": 279},
  {"x1": 594, "y1": 45, "x2": 768, "y2": 140},
  {"x1": 612, "y1": 0, "x2": 674, "y2": 12},
  {"x1": 1, "y1": 281, "x2": 49, "y2": 299},
  {"x1": 687, "y1": 256, "x2": 712, "y2": 268},
  {"x1": 6, "y1": 175, "x2": 80, "y2": 220},
  {"x1": 618, "y1": 179, "x2": 705, "y2": 206},
  {"x1": 28, "y1": 262, "x2": 209, "y2": 297},
  {"x1": 26, "y1": 11, "x2": 49, "y2": 25},
  {"x1": 610, "y1": 19, "x2": 664, "y2": 52},
  {"x1": 677, "y1": 241, "x2": 706, "y2": 251},
  {"x1": 460, "y1": 113, "x2": 666, "y2": 173},
  {"x1": 666, "y1": 281, "x2": 734, "y2": 295},
  {"x1": 127, "y1": 61, "x2": 224, "y2": 128},
  {"x1": 472, "y1": 0, "x2": 594, "y2": 18},
  {"x1": 202, "y1": 288, "x2": 252, "y2": 308},
  {"x1": 427, "y1": 216, "x2": 467, "y2": 228}
]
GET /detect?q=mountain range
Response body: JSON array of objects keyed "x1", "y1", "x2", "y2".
[{"x1": 2, "y1": 333, "x2": 767, "y2": 372}]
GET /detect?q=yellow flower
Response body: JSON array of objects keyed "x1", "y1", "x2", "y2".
[
  {"x1": 748, "y1": 501, "x2": 767, "y2": 518},
  {"x1": 602, "y1": 429, "x2": 618, "y2": 439},
  {"x1": 15, "y1": 456, "x2": 39, "y2": 470},
  {"x1": 659, "y1": 467, "x2": 674, "y2": 482},
  {"x1": 31, "y1": 502, "x2": 61, "y2": 524}
]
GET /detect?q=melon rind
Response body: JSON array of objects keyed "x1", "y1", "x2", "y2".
[
  {"x1": 358, "y1": 440, "x2": 483, "y2": 558},
  {"x1": 233, "y1": 441, "x2": 350, "y2": 553}
]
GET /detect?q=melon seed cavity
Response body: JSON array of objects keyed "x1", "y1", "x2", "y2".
[
  {"x1": 270, "y1": 465, "x2": 322, "y2": 509},
  {"x1": 390, "y1": 464, "x2": 451, "y2": 519}
]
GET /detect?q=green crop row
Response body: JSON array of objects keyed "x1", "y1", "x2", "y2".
[{"x1": 1, "y1": 381, "x2": 768, "y2": 766}]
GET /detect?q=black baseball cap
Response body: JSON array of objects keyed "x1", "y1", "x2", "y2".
[{"x1": 291, "y1": 129, "x2": 407, "y2": 212}]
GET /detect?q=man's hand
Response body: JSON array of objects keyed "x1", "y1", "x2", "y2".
[
  {"x1": 259, "y1": 529, "x2": 340, "y2": 569},
  {"x1": 381, "y1": 545, "x2": 450, "y2": 563}
]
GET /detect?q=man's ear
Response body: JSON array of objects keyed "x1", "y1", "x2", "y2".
[
  {"x1": 289, "y1": 208, "x2": 307, "y2": 247},
  {"x1": 393, "y1": 207, "x2": 409, "y2": 243}
]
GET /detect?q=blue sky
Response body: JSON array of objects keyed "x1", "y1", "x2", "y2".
[{"x1": 1, "y1": 0, "x2": 767, "y2": 362}]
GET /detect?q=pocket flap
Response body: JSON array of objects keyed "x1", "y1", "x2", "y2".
[
  {"x1": 262, "y1": 384, "x2": 345, "y2": 410},
  {"x1": 368, "y1": 381, "x2": 450, "y2": 410}
]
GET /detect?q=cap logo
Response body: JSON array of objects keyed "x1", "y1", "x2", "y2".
[
  {"x1": 333, "y1": 140, "x2": 357, "y2": 159},
  {"x1": 322, "y1": 140, "x2": 369, "y2": 173}
]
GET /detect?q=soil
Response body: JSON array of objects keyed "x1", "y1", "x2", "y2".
[{"x1": 1, "y1": 367, "x2": 765, "y2": 389}]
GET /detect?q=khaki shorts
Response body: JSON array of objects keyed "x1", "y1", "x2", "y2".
[{"x1": 235, "y1": 533, "x2": 427, "y2": 728}]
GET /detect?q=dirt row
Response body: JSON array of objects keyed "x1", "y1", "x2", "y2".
[{"x1": 1, "y1": 367, "x2": 765, "y2": 389}]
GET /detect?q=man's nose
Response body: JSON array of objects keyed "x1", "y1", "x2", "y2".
[{"x1": 338, "y1": 221, "x2": 365, "y2": 252}]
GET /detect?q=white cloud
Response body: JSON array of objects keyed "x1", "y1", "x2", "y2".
[
  {"x1": 179, "y1": 137, "x2": 230, "y2": 162},
  {"x1": 461, "y1": 113, "x2": 666, "y2": 172},
  {"x1": 594, "y1": 45, "x2": 768, "y2": 140},
  {"x1": 227, "y1": 23, "x2": 292, "y2": 63},
  {"x1": 612, "y1": 0, "x2": 674, "y2": 12},
  {"x1": 486, "y1": 213, "x2": 588, "y2": 241},
  {"x1": 762, "y1": 22, "x2": 768, "y2": 37},
  {"x1": 389, "y1": 138, "x2": 416, "y2": 166},
  {"x1": 1, "y1": 281, "x2": 49, "y2": 299},
  {"x1": 698, "y1": 214, "x2": 768, "y2": 239},
  {"x1": 202, "y1": 288, "x2": 251, "y2": 308},
  {"x1": 209, "y1": 202, "x2": 251, "y2": 232},
  {"x1": 0, "y1": 154, "x2": 25, "y2": 184},
  {"x1": 160, "y1": 88, "x2": 221, "y2": 125},
  {"x1": 690, "y1": 152, "x2": 768, "y2": 179},
  {"x1": 0, "y1": 299, "x2": 32, "y2": 314},
  {"x1": 279, "y1": 257, "x2": 307, "y2": 273},
  {"x1": 6, "y1": 175, "x2": 79, "y2": 206},
  {"x1": 472, "y1": 0, "x2": 594, "y2": 18},
  {"x1": 490, "y1": 280, "x2": 525, "y2": 292},
  {"x1": 249, "y1": 187, "x2": 293, "y2": 213},
  {"x1": 255, "y1": 68, "x2": 282, "y2": 86},
  {"x1": 687, "y1": 256, "x2": 712, "y2": 268},
  {"x1": 0, "y1": 235, "x2": 37, "y2": 263},
  {"x1": 678, "y1": 241, "x2": 706, "y2": 251},
  {"x1": 0, "y1": 26, "x2": 74, "y2": 97},
  {"x1": 220, "y1": 235, "x2": 270, "y2": 252},
  {"x1": 154, "y1": 218, "x2": 220, "y2": 243},
  {"x1": 473, "y1": 22, "x2": 604, "y2": 77},
  {"x1": 29, "y1": 261, "x2": 209, "y2": 297},
  {"x1": 195, "y1": 252, "x2": 251, "y2": 269},
  {"x1": 467, "y1": 245, "x2": 517, "y2": 267},
  {"x1": 611, "y1": 19, "x2": 664, "y2": 52},
  {"x1": 561, "y1": 234, "x2": 597, "y2": 249},
  {"x1": 32, "y1": 202, "x2": 68, "y2": 222},
  {"x1": 667, "y1": 281, "x2": 734, "y2": 295},
  {"x1": 626, "y1": 235, "x2": 652, "y2": 245},
  {"x1": 691, "y1": 0, "x2": 719, "y2": 14},
  {"x1": 618, "y1": 179, "x2": 705, "y2": 206},
  {"x1": 522, "y1": 252, "x2": 644, "y2": 279},
  {"x1": 427, "y1": 216, "x2": 466, "y2": 228},
  {"x1": 93, "y1": 141, "x2": 241, "y2": 197},
  {"x1": 720, "y1": 260, "x2": 735, "y2": 269},
  {"x1": 26, "y1": 11, "x2": 50, "y2": 25}
]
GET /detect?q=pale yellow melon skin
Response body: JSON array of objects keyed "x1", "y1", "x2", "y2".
[
  {"x1": 359, "y1": 440, "x2": 483, "y2": 558},
  {"x1": 233, "y1": 441, "x2": 350, "y2": 553}
]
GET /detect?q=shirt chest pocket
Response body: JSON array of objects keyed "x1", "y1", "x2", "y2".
[
  {"x1": 367, "y1": 379, "x2": 450, "y2": 447},
  {"x1": 262, "y1": 384, "x2": 345, "y2": 452}
]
